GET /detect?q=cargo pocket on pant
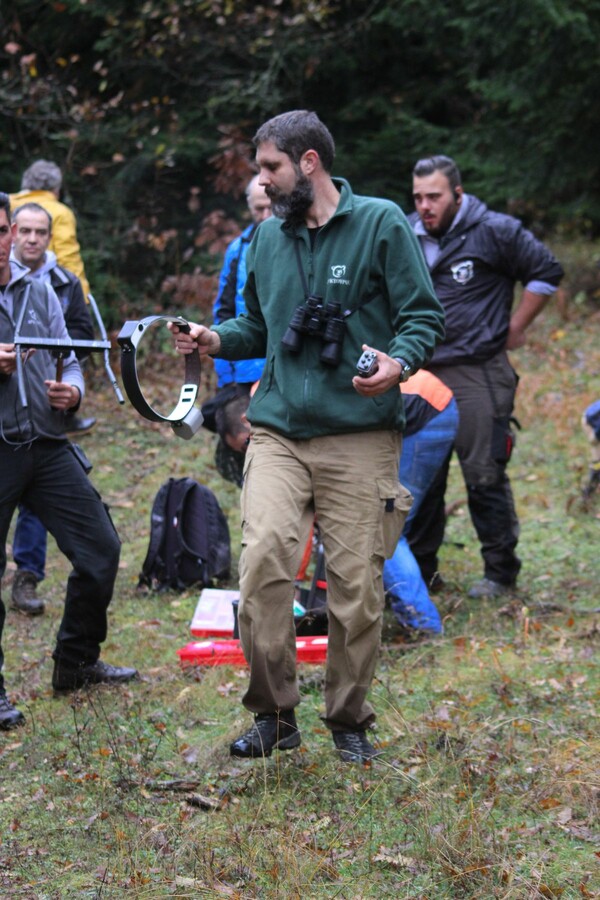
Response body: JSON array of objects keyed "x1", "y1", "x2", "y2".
[{"x1": 374, "y1": 479, "x2": 413, "y2": 560}]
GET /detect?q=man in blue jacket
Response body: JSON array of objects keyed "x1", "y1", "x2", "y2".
[
  {"x1": 408, "y1": 155, "x2": 564, "y2": 599},
  {"x1": 172, "y1": 111, "x2": 445, "y2": 764},
  {"x1": 212, "y1": 175, "x2": 271, "y2": 389}
]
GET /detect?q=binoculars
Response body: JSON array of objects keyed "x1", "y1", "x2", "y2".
[{"x1": 281, "y1": 295, "x2": 346, "y2": 367}]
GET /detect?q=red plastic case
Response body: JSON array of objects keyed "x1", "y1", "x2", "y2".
[{"x1": 178, "y1": 636, "x2": 328, "y2": 668}]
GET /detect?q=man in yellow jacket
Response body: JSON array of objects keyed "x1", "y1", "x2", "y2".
[{"x1": 9, "y1": 159, "x2": 91, "y2": 298}]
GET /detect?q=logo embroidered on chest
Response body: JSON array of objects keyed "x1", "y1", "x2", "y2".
[
  {"x1": 26, "y1": 310, "x2": 42, "y2": 326},
  {"x1": 328, "y1": 265, "x2": 350, "y2": 286},
  {"x1": 451, "y1": 260, "x2": 474, "y2": 285}
]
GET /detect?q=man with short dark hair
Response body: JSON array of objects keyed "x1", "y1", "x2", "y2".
[
  {"x1": 172, "y1": 110, "x2": 445, "y2": 764},
  {"x1": 408, "y1": 155, "x2": 564, "y2": 598},
  {"x1": 9, "y1": 202, "x2": 96, "y2": 615},
  {"x1": 0, "y1": 192, "x2": 137, "y2": 731}
]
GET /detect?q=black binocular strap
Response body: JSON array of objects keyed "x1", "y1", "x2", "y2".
[{"x1": 294, "y1": 236, "x2": 311, "y2": 299}]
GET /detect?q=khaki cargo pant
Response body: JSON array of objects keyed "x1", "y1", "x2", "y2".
[{"x1": 238, "y1": 426, "x2": 410, "y2": 731}]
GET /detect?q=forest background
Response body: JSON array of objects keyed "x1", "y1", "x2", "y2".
[
  {"x1": 2, "y1": 0, "x2": 600, "y2": 324},
  {"x1": 1, "y1": 3, "x2": 600, "y2": 898}
]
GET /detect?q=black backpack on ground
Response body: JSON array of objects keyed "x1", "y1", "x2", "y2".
[{"x1": 139, "y1": 477, "x2": 231, "y2": 591}]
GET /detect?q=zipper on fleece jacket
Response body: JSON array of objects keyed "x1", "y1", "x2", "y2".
[
  {"x1": 291, "y1": 214, "x2": 348, "y2": 433},
  {"x1": 299, "y1": 230, "x2": 321, "y2": 430}
]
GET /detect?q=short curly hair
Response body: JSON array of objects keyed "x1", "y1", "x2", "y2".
[{"x1": 21, "y1": 160, "x2": 63, "y2": 192}]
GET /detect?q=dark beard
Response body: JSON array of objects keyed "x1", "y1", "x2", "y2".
[
  {"x1": 268, "y1": 174, "x2": 314, "y2": 226},
  {"x1": 421, "y1": 200, "x2": 460, "y2": 238}
]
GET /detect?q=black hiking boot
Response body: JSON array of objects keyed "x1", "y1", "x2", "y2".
[
  {"x1": 467, "y1": 577, "x2": 516, "y2": 599},
  {"x1": 230, "y1": 710, "x2": 301, "y2": 758},
  {"x1": 332, "y1": 729, "x2": 381, "y2": 764},
  {"x1": 0, "y1": 691, "x2": 25, "y2": 730},
  {"x1": 52, "y1": 659, "x2": 139, "y2": 692}
]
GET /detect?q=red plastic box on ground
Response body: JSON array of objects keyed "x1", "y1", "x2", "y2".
[{"x1": 177, "y1": 636, "x2": 328, "y2": 668}]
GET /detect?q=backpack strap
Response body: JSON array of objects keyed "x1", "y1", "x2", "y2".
[
  {"x1": 172, "y1": 480, "x2": 207, "y2": 587},
  {"x1": 177, "y1": 480, "x2": 231, "y2": 584},
  {"x1": 138, "y1": 478, "x2": 174, "y2": 587}
]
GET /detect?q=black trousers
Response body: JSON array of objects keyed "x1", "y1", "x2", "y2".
[
  {"x1": 408, "y1": 353, "x2": 521, "y2": 586},
  {"x1": 0, "y1": 439, "x2": 120, "y2": 691}
]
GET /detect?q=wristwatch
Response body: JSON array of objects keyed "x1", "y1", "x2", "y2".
[{"x1": 393, "y1": 357, "x2": 413, "y2": 383}]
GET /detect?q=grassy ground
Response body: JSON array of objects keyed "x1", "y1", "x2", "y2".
[{"x1": 0, "y1": 292, "x2": 598, "y2": 898}]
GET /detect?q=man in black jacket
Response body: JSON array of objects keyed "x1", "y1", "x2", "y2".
[
  {"x1": 408, "y1": 155, "x2": 563, "y2": 598},
  {"x1": 9, "y1": 202, "x2": 96, "y2": 615}
]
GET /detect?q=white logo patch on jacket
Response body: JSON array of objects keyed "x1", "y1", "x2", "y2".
[
  {"x1": 451, "y1": 260, "x2": 474, "y2": 285},
  {"x1": 328, "y1": 264, "x2": 350, "y2": 286}
]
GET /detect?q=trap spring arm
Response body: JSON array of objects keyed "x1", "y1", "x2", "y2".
[{"x1": 87, "y1": 293, "x2": 124, "y2": 404}]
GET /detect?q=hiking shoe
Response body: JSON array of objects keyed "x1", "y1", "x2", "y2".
[
  {"x1": 52, "y1": 659, "x2": 139, "y2": 692},
  {"x1": 11, "y1": 570, "x2": 45, "y2": 616},
  {"x1": 0, "y1": 691, "x2": 25, "y2": 730},
  {"x1": 230, "y1": 710, "x2": 301, "y2": 758},
  {"x1": 468, "y1": 577, "x2": 515, "y2": 599},
  {"x1": 332, "y1": 729, "x2": 381, "y2": 764}
]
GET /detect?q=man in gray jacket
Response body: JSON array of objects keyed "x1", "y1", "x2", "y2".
[
  {"x1": 0, "y1": 192, "x2": 137, "y2": 731},
  {"x1": 9, "y1": 201, "x2": 96, "y2": 616}
]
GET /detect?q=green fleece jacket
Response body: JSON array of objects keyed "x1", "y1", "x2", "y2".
[{"x1": 214, "y1": 178, "x2": 445, "y2": 439}]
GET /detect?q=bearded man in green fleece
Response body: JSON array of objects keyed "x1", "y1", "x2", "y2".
[{"x1": 172, "y1": 110, "x2": 445, "y2": 764}]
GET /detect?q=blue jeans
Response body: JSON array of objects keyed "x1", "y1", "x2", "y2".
[
  {"x1": 13, "y1": 504, "x2": 48, "y2": 581},
  {"x1": 383, "y1": 399, "x2": 459, "y2": 632}
]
